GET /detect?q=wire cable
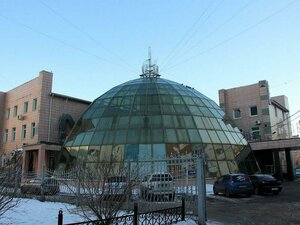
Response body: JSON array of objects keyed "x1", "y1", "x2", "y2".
[
  {"x1": 160, "y1": 0, "x2": 217, "y2": 70},
  {"x1": 39, "y1": 1, "x2": 136, "y2": 73},
  {"x1": 163, "y1": 0, "x2": 255, "y2": 70},
  {"x1": 161, "y1": 0, "x2": 225, "y2": 72},
  {"x1": 163, "y1": 0, "x2": 299, "y2": 72},
  {"x1": 0, "y1": 13, "x2": 135, "y2": 72}
]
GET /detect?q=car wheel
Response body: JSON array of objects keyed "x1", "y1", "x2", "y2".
[
  {"x1": 225, "y1": 189, "x2": 231, "y2": 197},
  {"x1": 254, "y1": 187, "x2": 260, "y2": 195},
  {"x1": 213, "y1": 187, "x2": 218, "y2": 195}
]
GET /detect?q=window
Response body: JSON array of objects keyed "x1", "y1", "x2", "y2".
[
  {"x1": 23, "y1": 101, "x2": 29, "y2": 113},
  {"x1": 22, "y1": 125, "x2": 27, "y2": 139},
  {"x1": 13, "y1": 105, "x2": 18, "y2": 117},
  {"x1": 32, "y1": 98, "x2": 37, "y2": 111},
  {"x1": 3, "y1": 129, "x2": 8, "y2": 143},
  {"x1": 31, "y1": 122, "x2": 36, "y2": 137},
  {"x1": 251, "y1": 127, "x2": 260, "y2": 140},
  {"x1": 5, "y1": 108, "x2": 10, "y2": 119},
  {"x1": 11, "y1": 127, "x2": 16, "y2": 141},
  {"x1": 233, "y1": 108, "x2": 241, "y2": 119},
  {"x1": 249, "y1": 106, "x2": 258, "y2": 116},
  {"x1": 274, "y1": 107, "x2": 278, "y2": 117}
]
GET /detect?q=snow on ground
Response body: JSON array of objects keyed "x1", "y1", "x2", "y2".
[{"x1": 1, "y1": 185, "x2": 215, "y2": 225}]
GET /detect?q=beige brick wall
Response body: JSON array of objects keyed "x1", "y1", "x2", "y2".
[
  {"x1": 0, "y1": 71, "x2": 90, "y2": 159},
  {"x1": 218, "y1": 81, "x2": 271, "y2": 138},
  {"x1": 47, "y1": 96, "x2": 89, "y2": 143},
  {"x1": 1, "y1": 73, "x2": 45, "y2": 154},
  {"x1": 0, "y1": 92, "x2": 5, "y2": 149}
]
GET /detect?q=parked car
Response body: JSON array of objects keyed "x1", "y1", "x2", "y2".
[
  {"x1": 20, "y1": 177, "x2": 59, "y2": 195},
  {"x1": 103, "y1": 176, "x2": 128, "y2": 200},
  {"x1": 249, "y1": 174, "x2": 282, "y2": 195},
  {"x1": 141, "y1": 172, "x2": 175, "y2": 201},
  {"x1": 295, "y1": 168, "x2": 300, "y2": 178},
  {"x1": 213, "y1": 174, "x2": 253, "y2": 197}
]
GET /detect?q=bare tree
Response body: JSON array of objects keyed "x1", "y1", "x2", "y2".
[
  {"x1": 0, "y1": 152, "x2": 22, "y2": 218},
  {"x1": 62, "y1": 150, "x2": 137, "y2": 224}
]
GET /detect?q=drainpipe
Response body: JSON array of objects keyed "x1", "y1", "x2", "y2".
[{"x1": 48, "y1": 95, "x2": 53, "y2": 142}]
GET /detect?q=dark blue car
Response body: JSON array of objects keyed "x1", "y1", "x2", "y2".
[{"x1": 213, "y1": 174, "x2": 253, "y2": 197}]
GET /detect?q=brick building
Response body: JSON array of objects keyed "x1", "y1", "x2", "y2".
[
  {"x1": 0, "y1": 71, "x2": 91, "y2": 176},
  {"x1": 219, "y1": 80, "x2": 291, "y2": 141},
  {"x1": 219, "y1": 80, "x2": 300, "y2": 179}
]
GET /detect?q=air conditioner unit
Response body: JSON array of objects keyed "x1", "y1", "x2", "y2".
[
  {"x1": 255, "y1": 120, "x2": 261, "y2": 125},
  {"x1": 17, "y1": 114, "x2": 24, "y2": 120}
]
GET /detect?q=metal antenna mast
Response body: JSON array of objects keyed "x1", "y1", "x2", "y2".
[{"x1": 140, "y1": 47, "x2": 160, "y2": 78}]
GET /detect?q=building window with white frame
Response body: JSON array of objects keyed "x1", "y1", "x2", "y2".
[
  {"x1": 23, "y1": 101, "x2": 29, "y2": 113},
  {"x1": 21, "y1": 124, "x2": 27, "y2": 139},
  {"x1": 13, "y1": 105, "x2": 18, "y2": 117},
  {"x1": 3, "y1": 129, "x2": 8, "y2": 143},
  {"x1": 233, "y1": 108, "x2": 241, "y2": 119},
  {"x1": 11, "y1": 127, "x2": 16, "y2": 141},
  {"x1": 31, "y1": 122, "x2": 36, "y2": 137},
  {"x1": 249, "y1": 106, "x2": 258, "y2": 116},
  {"x1": 251, "y1": 127, "x2": 260, "y2": 140},
  {"x1": 32, "y1": 98, "x2": 37, "y2": 111},
  {"x1": 5, "y1": 108, "x2": 10, "y2": 119}
]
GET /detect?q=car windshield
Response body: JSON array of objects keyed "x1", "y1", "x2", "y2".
[
  {"x1": 232, "y1": 175, "x2": 250, "y2": 182},
  {"x1": 151, "y1": 174, "x2": 173, "y2": 181},
  {"x1": 107, "y1": 177, "x2": 126, "y2": 183},
  {"x1": 256, "y1": 175, "x2": 275, "y2": 181}
]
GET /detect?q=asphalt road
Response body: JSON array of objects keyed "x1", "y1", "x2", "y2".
[{"x1": 206, "y1": 179, "x2": 300, "y2": 225}]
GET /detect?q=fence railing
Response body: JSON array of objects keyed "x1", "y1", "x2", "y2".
[{"x1": 58, "y1": 198, "x2": 185, "y2": 225}]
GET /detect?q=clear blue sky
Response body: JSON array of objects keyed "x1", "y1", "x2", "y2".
[{"x1": 1, "y1": 0, "x2": 300, "y2": 132}]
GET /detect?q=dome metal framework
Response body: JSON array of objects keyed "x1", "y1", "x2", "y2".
[{"x1": 62, "y1": 60, "x2": 258, "y2": 177}]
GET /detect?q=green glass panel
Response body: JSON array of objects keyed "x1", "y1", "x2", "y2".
[
  {"x1": 204, "y1": 144, "x2": 216, "y2": 160},
  {"x1": 216, "y1": 131, "x2": 230, "y2": 144},
  {"x1": 127, "y1": 130, "x2": 140, "y2": 143},
  {"x1": 102, "y1": 131, "x2": 115, "y2": 144},
  {"x1": 139, "y1": 144, "x2": 152, "y2": 160},
  {"x1": 73, "y1": 133, "x2": 85, "y2": 146},
  {"x1": 81, "y1": 132, "x2": 94, "y2": 145},
  {"x1": 208, "y1": 130, "x2": 221, "y2": 143},
  {"x1": 90, "y1": 131, "x2": 104, "y2": 145},
  {"x1": 218, "y1": 161, "x2": 230, "y2": 175},
  {"x1": 187, "y1": 129, "x2": 201, "y2": 142},
  {"x1": 163, "y1": 115, "x2": 174, "y2": 127},
  {"x1": 176, "y1": 129, "x2": 189, "y2": 142},
  {"x1": 117, "y1": 116, "x2": 129, "y2": 128},
  {"x1": 166, "y1": 129, "x2": 177, "y2": 142},
  {"x1": 194, "y1": 116, "x2": 205, "y2": 129},
  {"x1": 214, "y1": 144, "x2": 225, "y2": 160},
  {"x1": 125, "y1": 144, "x2": 139, "y2": 160},
  {"x1": 115, "y1": 130, "x2": 127, "y2": 144},
  {"x1": 207, "y1": 161, "x2": 219, "y2": 178},
  {"x1": 152, "y1": 129, "x2": 164, "y2": 143},
  {"x1": 199, "y1": 130, "x2": 211, "y2": 143},
  {"x1": 223, "y1": 145, "x2": 235, "y2": 160},
  {"x1": 97, "y1": 117, "x2": 113, "y2": 130}
]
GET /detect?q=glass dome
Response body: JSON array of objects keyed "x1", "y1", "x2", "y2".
[{"x1": 63, "y1": 71, "x2": 258, "y2": 177}]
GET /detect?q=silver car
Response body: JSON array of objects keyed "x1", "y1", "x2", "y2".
[{"x1": 141, "y1": 172, "x2": 175, "y2": 201}]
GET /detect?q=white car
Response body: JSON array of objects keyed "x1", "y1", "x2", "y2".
[
  {"x1": 141, "y1": 172, "x2": 175, "y2": 201},
  {"x1": 103, "y1": 176, "x2": 128, "y2": 200}
]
